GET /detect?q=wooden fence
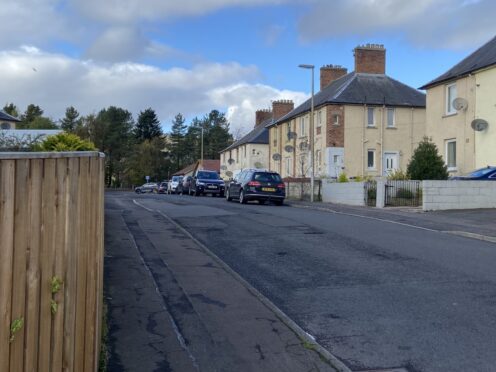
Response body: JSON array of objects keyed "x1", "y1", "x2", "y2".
[{"x1": 0, "y1": 152, "x2": 105, "y2": 372}]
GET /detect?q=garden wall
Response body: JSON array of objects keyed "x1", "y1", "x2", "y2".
[
  {"x1": 321, "y1": 181, "x2": 366, "y2": 206},
  {"x1": 423, "y1": 180, "x2": 496, "y2": 210}
]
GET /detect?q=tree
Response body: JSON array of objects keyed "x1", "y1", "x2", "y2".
[
  {"x1": 169, "y1": 113, "x2": 187, "y2": 171},
  {"x1": 3, "y1": 103, "x2": 19, "y2": 118},
  {"x1": 19, "y1": 104, "x2": 44, "y2": 128},
  {"x1": 407, "y1": 137, "x2": 448, "y2": 180},
  {"x1": 134, "y1": 108, "x2": 162, "y2": 141},
  {"x1": 60, "y1": 106, "x2": 81, "y2": 132},
  {"x1": 126, "y1": 137, "x2": 170, "y2": 185},
  {"x1": 29, "y1": 116, "x2": 58, "y2": 129}
]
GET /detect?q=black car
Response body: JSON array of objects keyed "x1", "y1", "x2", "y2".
[
  {"x1": 226, "y1": 170, "x2": 285, "y2": 205},
  {"x1": 190, "y1": 170, "x2": 225, "y2": 196},
  {"x1": 450, "y1": 166, "x2": 496, "y2": 180}
]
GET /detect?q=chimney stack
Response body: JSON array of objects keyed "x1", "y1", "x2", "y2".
[
  {"x1": 255, "y1": 109, "x2": 272, "y2": 127},
  {"x1": 272, "y1": 100, "x2": 294, "y2": 120},
  {"x1": 320, "y1": 65, "x2": 348, "y2": 90},
  {"x1": 354, "y1": 44, "x2": 386, "y2": 74}
]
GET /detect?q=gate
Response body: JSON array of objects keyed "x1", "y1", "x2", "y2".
[
  {"x1": 364, "y1": 181, "x2": 377, "y2": 206},
  {"x1": 385, "y1": 180, "x2": 422, "y2": 207}
]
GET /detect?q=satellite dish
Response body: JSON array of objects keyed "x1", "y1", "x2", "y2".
[
  {"x1": 220, "y1": 165, "x2": 227, "y2": 170},
  {"x1": 471, "y1": 118, "x2": 488, "y2": 131},
  {"x1": 228, "y1": 158, "x2": 235, "y2": 165},
  {"x1": 287, "y1": 131, "x2": 297, "y2": 140},
  {"x1": 299, "y1": 142, "x2": 309, "y2": 151},
  {"x1": 272, "y1": 153, "x2": 281, "y2": 161},
  {"x1": 453, "y1": 97, "x2": 468, "y2": 111},
  {"x1": 226, "y1": 171, "x2": 233, "y2": 177},
  {"x1": 284, "y1": 145, "x2": 294, "y2": 153},
  {"x1": 254, "y1": 162, "x2": 263, "y2": 169}
]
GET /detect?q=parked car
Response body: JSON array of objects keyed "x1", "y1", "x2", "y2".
[
  {"x1": 225, "y1": 170, "x2": 285, "y2": 205},
  {"x1": 190, "y1": 170, "x2": 225, "y2": 196},
  {"x1": 167, "y1": 176, "x2": 183, "y2": 194},
  {"x1": 450, "y1": 166, "x2": 496, "y2": 180},
  {"x1": 180, "y1": 176, "x2": 194, "y2": 195},
  {"x1": 156, "y1": 181, "x2": 168, "y2": 194},
  {"x1": 135, "y1": 182, "x2": 158, "y2": 194}
]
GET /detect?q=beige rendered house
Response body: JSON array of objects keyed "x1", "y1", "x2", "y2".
[
  {"x1": 420, "y1": 35, "x2": 496, "y2": 175},
  {"x1": 0, "y1": 110, "x2": 21, "y2": 129},
  {"x1": 267, "y1": 44, "x2": 426, "y2": 179},
  {"x1": 220, "y1": 100, "x2": 294, "y2": 179}
]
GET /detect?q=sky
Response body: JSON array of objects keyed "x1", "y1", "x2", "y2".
[{"x1": 0, "y1": 0, "x2": 495, "y2": 136}]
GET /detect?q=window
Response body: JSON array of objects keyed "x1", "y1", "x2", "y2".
[
  {"x1": 1, "y1": 122, "x2": 11, "y2": 129},
  {"x1": 367, "y1": 107, "x2": 375, "y2": 127},
  {"x1": 285, "y1": 157, "x2": 293, "y2": 176},
  {"x1": 387, "y1": 108, "x2": 395, "y2": 127},
  {"x1": 446, "y1": 140, "x2": 456, "y2": 170},
  {"x1": 367, "y1": 150, "x2": 376, "y2": 169},
  {"x1": 299, "y1": 117, "x2": 306, "y2": 136},
  {"x1": 446, "y1": 83, "x2": 457, "y2": 115},
  {"x1": 333, "y1": 114, "x2": 340, "y2": 126},
  {"x1": 316, "y1": 150, "x2": 322, "y2": 167},
  {"x1": 317, "y1": 111, "x2": 322, "y2": 127}
]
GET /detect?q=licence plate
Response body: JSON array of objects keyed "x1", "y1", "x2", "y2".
[
  {"x1": 208, "y1": 185, "x2": 218, "y2": 189},
  {"x1": 262, "y1": 187, "x2": 276, "y2": 192}
]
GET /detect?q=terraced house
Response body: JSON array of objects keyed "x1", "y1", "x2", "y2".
[
  {"x1": 267, "y1": 44, "x2": 426, "y2": 179},
  {"x1": 220, "y1": 100, "x2": 294, "y2": 179},
  {"x1": 420, "y1": 35, "x2": 496, "y2": 175}
]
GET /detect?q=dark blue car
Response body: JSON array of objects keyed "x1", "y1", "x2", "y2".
[
  {"x1": 191, "y1": 170, "x2": 225, "y2": 196},
  {"x1": 451, "y1": 166, "x2": 496, "y2": 180}
]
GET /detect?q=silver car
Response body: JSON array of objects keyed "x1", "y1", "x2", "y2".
[{"x1": 167, "y1": 176, "x2": 183, "y2": 194}]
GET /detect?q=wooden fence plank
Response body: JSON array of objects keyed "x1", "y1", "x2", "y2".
[
  {"x1": 9, "y1": 159, "x2": 30, "y2": 371},
  {"x1": 0, "y1": 160, "x2": 16, "y2": 372},
  {"x1": 50, "y1": 158, "x2": 69, "y2": 372},
  {"x1": 38, "y1": 159, "x2": 57, "y2": 372},
  {"x1": 24, "y1": 159, "x2": 43, "y2": 372},
  {"x1": 63, "y1": 157, "x2": 80, "y2": 371}
]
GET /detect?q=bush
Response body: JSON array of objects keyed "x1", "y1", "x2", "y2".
[
  {"x1": 34, "y1": 132, "x2": 96, "y2": 152},
  {"x1": 337, "y1": 173, "x2": 349, "y2": 183},
  {"x1": 367, "y1": 188, "x2": 376, "y2": 200},
  {"x1": 387, "y1": 169, "x2": 409, "y2": 180},
  {"x1": 396, "y1": 188, "x2": 414, "y2": 199},
  {"x1": 407, "y1": 137, "x2": 448, "y2": 180}
]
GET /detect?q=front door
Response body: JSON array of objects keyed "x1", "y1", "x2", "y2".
[{"x1": 383, "y1": 152, "x2": 399, "y2": 176}]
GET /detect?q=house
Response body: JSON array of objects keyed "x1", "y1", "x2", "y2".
[
  {"x1": 220, "y1": 100, "x2": 294, "y2": 179},
  {"x1": 0, "y1": 110, "x2": 21, "y2": 129},
  {"x1": 173, "y1": 159, "x2": 220, "y2": 177},
  {"x1": 420, "y1": 35, "x2": 496, "y2": 175},
  {"x1": 267, "y1": 44, "x2": 426, "y2": 179}
]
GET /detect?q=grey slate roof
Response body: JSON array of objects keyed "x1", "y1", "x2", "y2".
[
  {"x1": 221, "y1": 117, "x2": 272, "y2": 152},
  {"x1": 420, "y1": 36, "x2": 496, "y2": 90},
  {"x1": 269, "y1": 72, "x2": 426, "y2": 127},
  {"x1": 0, "y1": 110, "x2": 21, "y2": 122}
]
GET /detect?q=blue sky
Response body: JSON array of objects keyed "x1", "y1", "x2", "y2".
[{"x1": 0, "y1": 0, "x2": 494, "y2": 135}]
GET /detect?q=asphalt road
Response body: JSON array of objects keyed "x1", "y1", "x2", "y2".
[{"x1": 111, "y1": 191, "x2": 496, "y2": 372}]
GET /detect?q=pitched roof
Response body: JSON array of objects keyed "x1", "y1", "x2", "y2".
[
  {"x1": 268, "y1": 72, "x2": 426, "y2": 127},
  {"x1": 420, "y1": 36, "x2": 496, "y2": 90},
  {"x1": 173, "y1": 159, "x2": 220, "y2": 176},
  {"x1": 221, "y1": 117, "x2": 272, "y2": 152},
  {"x1": 0, "y1": 110, "x2": 21, "y2": 122}
]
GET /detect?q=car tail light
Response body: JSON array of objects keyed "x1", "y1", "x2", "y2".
[
  {"x1": 247, "y1": 181, "x2": 261, "y2": 187},
  {"x1": 277, "y1": 183, "x2": 285, "y2": 189}
]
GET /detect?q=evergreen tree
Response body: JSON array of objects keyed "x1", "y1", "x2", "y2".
[
  {"x1": 3, "y1": 103, "x2": 19, "y2": 118},
  {"x1": 127, "y1": 137, "x2": 170, "y2": 185},
  {"x1": 60, "y1": 106, "x2": 81, "y2": 132},
  {"x1": 407, "y1": 137, "x2": 448, "y2": 180},
  {"x1": 169, "y1": 113, "x2": 187, "y2": 171},
  {"x1": 19, "y1": 104, "x2": 44, "y2": 128},
  {"x1": 29, "y1": 117, "x2": 58, "y2": 129},
  {"x1": 135, "y1": 108, "x2": 162, "y2": 141}
]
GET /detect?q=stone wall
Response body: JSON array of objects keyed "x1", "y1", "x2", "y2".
[
  {"x1": 423, "y1": 180, "x2": 496, "y2": 211},
  {"x1": 321, "y1": 181, "x2": 366, "y2": 206}
]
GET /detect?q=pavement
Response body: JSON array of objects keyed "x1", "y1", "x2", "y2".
[
  {"x1": 288, "y1": 200, "x2": 496, "y2": 241},
  {"x1": 104, "y1": 193, "x2": 340, "y2": 372}
]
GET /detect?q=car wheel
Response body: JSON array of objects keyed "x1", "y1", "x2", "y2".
[
  {"x1": 194, "y1": 190, "x2": 200, "y2": 196},
  {"x1": 219, "y1": 192, "x2": 224, "y2": 198},
  {"x1": 258, "y1": 200, "x2": 266, "y2": 205},
  {"x1": 226, "y1": 189, "x2": 232, "y2": 201},
  {"x1": 275, "y1": 199, "x2": 284, "y2": 206},
  {"x1": 239, "y1": 189, "x2": 247, "y2": 204}
]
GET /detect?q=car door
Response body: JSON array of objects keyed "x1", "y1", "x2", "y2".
[{"x1": 230, "y1": 171, "x2": 244, "y2": 197}]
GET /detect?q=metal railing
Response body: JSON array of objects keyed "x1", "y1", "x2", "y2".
[
  {"x1": 364, "y1": 181, "x2": 377, "y2": 206},
  {"x1": 385, "y1": 180, "x2": 422, "y2": 207}
]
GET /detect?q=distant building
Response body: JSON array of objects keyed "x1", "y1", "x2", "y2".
[
  {"x1": 420, "y1": 35, "x2": 496, "y2": 174},
  {"x1": 267, "y1": 44, "x2": 426, "y2": 179},
  {"x1": 173, "y1": 159, "x2": 220, "y2": 177},
  {"x1": 0, "y1": 110, "x2": 21, "y2": 129}
]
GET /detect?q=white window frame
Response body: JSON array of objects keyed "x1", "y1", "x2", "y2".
[
  {"x1": 445, "y1": 83, "x2": 457, "y2": 116},
  {"x1": 445, "y1": 139, "x2": 457, "y2": 171},
  {"x1": 316, "y1": 150, "x2": 322, "y2": 167},
  {"x1": 367, "y1": 149, "x2": 376, "y2": 170},
  {"x1": 387, "y1": 108, "x2": 395, "y2": 128},
  {"x1": 333, "y1": 114, "x2": 340, "y2": 126},
  {"x1": 299, "y1": 117, "x2": 306, "y2": 136},
  {"x1": 367, "y1": 107, "x2": 375, "y2": 127},
  {"x1": 285, "y1": 157, "x2": 293, "y2": 176},
  {"x1": 317, "y1": 111, "x2": 322, "y2": 127}
]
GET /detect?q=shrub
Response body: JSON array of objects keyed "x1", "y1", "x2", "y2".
[
  {"x1": 337, "y1": 172, "x2": 348, "y2": 183},
  {"x1": 407, "y1": 137, "x2": 448, "y2": 180},
  {"x1": 34, "y1": 132, "x2": 96, "y2": 152},
  {"x1": 396, "y1": 188, "x2": 414, "y2": 199},
  {"x1": 367, "y1": 188, "x2": 376, "y2": 200},
  {"x1": 353, "y1": 175, "x2": 364, "y2": 182},
  {"x1": 387, "y1": 169, "x2": 409, "y2": 180}
]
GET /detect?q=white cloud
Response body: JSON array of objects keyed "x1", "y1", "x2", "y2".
[
  {"x1": 0, "y1": 46, "x2": 304, "y2": 134},
  {"x1": 209, "y1": 84, "x2": 308, "y2": 136},
  {"x1": 298, "y1": 0, "x2": 496, "y2": 49}
]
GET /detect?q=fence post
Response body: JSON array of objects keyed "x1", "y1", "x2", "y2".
[{"x1": 376, "y1": 180, "x2": 386, "y2": 208}]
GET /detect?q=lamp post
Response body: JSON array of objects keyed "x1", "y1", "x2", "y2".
[
  {"x1": 200, "y1": 126, "x2": 204, "y2": 169},
  {"x1": 298, "y1": 64, "x2": 315, "y2": 202}
]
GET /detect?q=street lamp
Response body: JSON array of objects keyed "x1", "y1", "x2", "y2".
[{"x1": 298, "y1": 64, "x2": 315, "y2": 202}]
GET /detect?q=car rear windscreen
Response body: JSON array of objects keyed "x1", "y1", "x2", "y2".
[{"x1": 253, "y1": 173, "x2": 282, "y2": 182}]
